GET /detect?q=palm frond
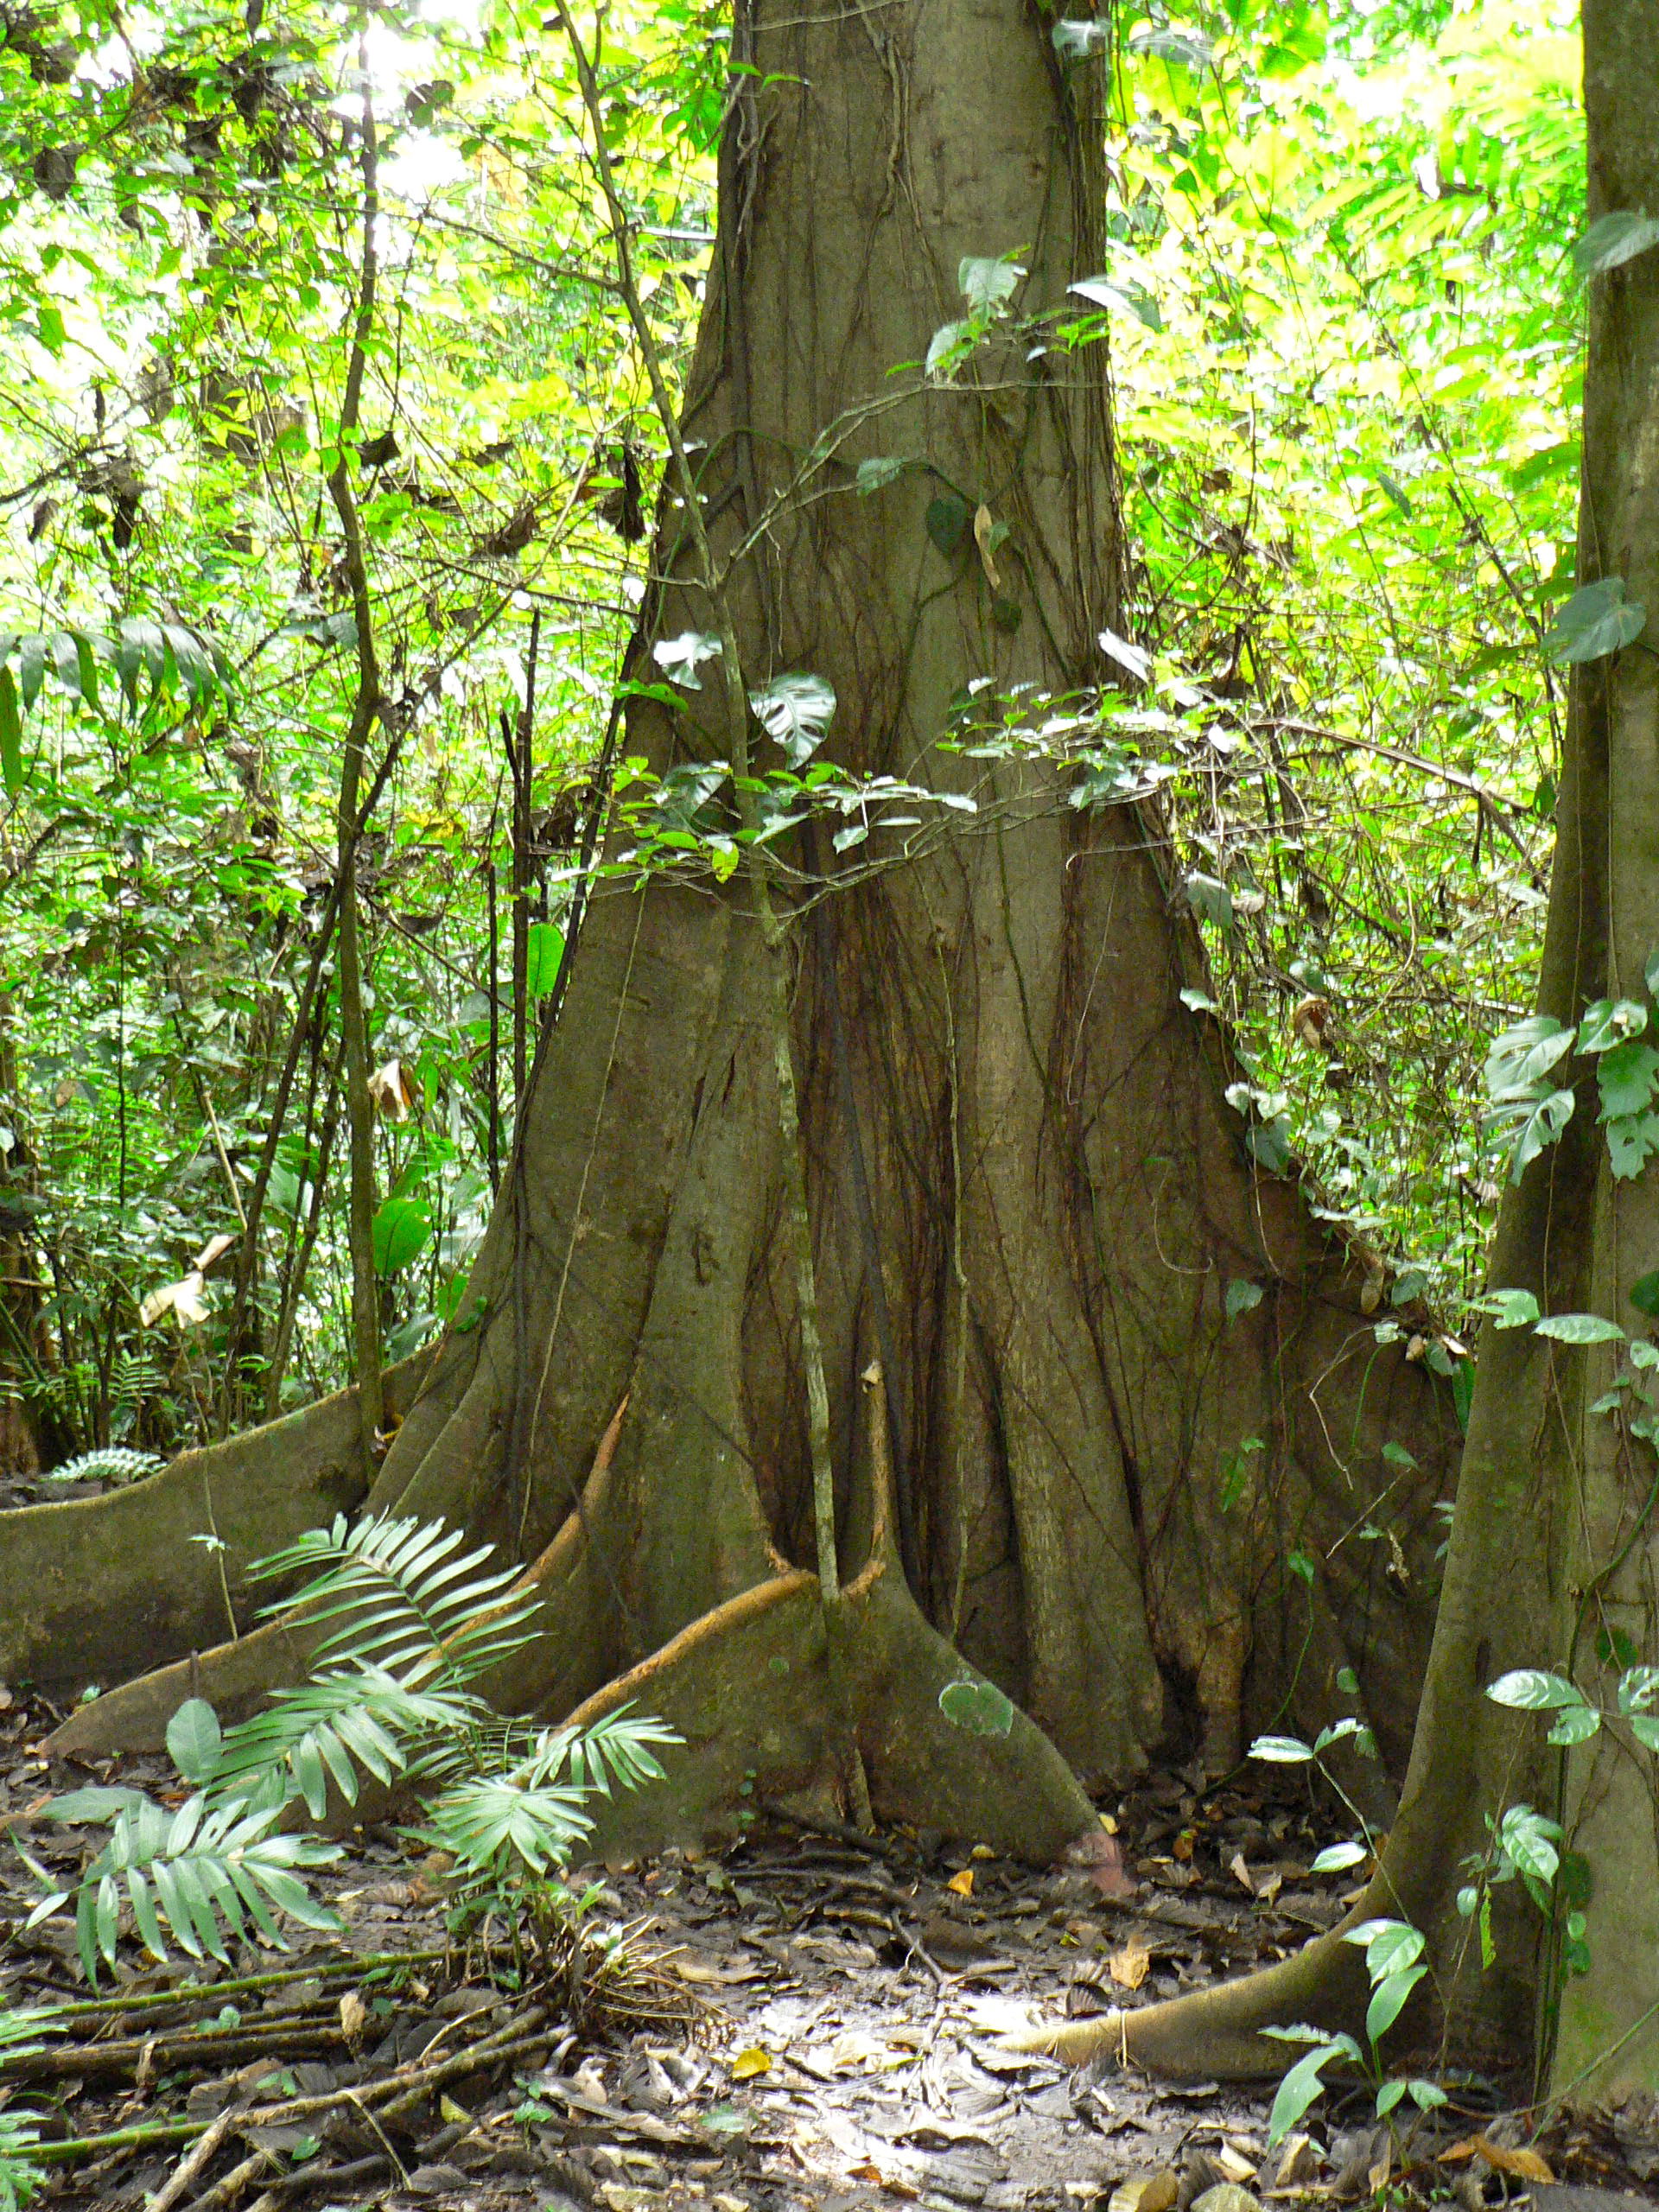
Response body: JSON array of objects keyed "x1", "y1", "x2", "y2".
[
  {"x1": 210, "y1": 1667, "x2": 481, "y2": 1819},
  {"x1": 537, "y1": 1706, "x2": 679, "y2": 1798},
  {"x1": 251, "y1": 1513, "x2": 537, "y2": 1688},
  {"x1": 0, "y1": 2008, "x2": 60, "y2": 2209},
  {"x1": 32, "y1": 1791, "x2": 342, "y2": 1986},
  {"x1": 41, "y1": 1446, "x2": 162, "y2": 1485}
]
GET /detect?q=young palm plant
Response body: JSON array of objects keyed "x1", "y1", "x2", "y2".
[{"x1": 22, "y1": 1514, "x2": 676, "y2": 1989}]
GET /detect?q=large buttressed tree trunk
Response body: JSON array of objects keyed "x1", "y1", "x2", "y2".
[
  {"x1": 9, "y1": 0, "x2": 1456, "y2": 1856},
  {"x1": 1027, "y1": 0, "x2": 1659, "y2": 2094}
]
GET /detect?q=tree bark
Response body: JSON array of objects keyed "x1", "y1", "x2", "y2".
[
  {"x1": 16, "y1": 1, "x2": 1454, "y2": 1860},
  {"x1": 1020, "y1": 0, "x2": 1659, "y2": 2095}
]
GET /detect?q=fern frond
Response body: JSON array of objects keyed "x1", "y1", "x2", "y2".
[
  {"x1": 41, "y1": 1447, "x2": 162, "y2": 1485},
  {"x1": 251, "y1": 1514, "x2": 536, "y2": 1687}
]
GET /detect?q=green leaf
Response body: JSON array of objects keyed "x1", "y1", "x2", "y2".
[
  {"x1": 1630, "y1": 1272, "x2": 1659, "y2": 1319},
  {"x1": 1580, "y1": 999, "x2": 1649, "y2": 1052},
  {"x1": 1069, "y1": 276, "x2": 1163, "y2": 330},
  {"x1": 524, "y1": 921, "x2": 565, "y2": 1001},
  {"x1": 1497, "y1": 1804, "x2": 1561, "y2": 1884},
  {"x1": 18, "y1": 633, "x2": 46, "y2": 711},
  {"x1": 46, "y1": 1784, "x2": 149, "y2": 1821},
  {"x1": 1474, "y1": 1287, "x2": 1541, "y2": 1330},
  {"x1": 1484, "y1": 1016, "x2": 1575, "y2": 1096},
  {"x1": 1225, "y1": 1279, "x2": 1263, "y2": 1320},
  {"x1": 925, "y1": 493, "x2": 970, "y2": 557},
  {"x1": 958, "y1": 254, "x2": 1022, "y2": 315},
  {"x1": 855, "y1": 457, "x2": 907, "y2": 494},
  {"x1": 1599, "y1": 1040, "x2": 1659, "y2": 1121},
  {"x1": 166, "y1": 1699, "x2": 223, "y2": 1786},
  {"x1": 1130, "y1": 22, "x2": 1214, "y2": 67},
  {"x1": 1267, "y1": 2037, "x2": 1350, "y2": 2146},
  {"x1": 1605, "y1": 1113, "x2": 1659, "y2": 1181},
  {"x1": 1546, "y1": 1702, "x2": 1602, "y2": 1746},
  {"x1": 371, "y1": 1197, "x2": 433, "y2": 1275},
  {"x1": 0, "y1": 664, "x2": 22, "y2": 799},
  {"x1": 938, "y1": 1677, "x2": 1015, "y2": 1738},
  {"x1": 1544, "y1": 577, "x2": 1647, "y2": 664},
  {"x1": 1310, "y1": 1840, "x2": 1368, "y2": 1873},
  {"x1": 1572, "y1": 210, "x2": 1659, "y2": 276},
  {"x1": 1513, "y1": 1093, "x2": 1576, "y2": 1179},
  {"x1": 1534, "y1": 1313, "x2": 1624, "y2": 1344},
  {"x1": 651, "y1": 631, "x2": 722, "y2": 690},
  {"x1": 1486, "y1": 1669, "x2": 1583, "y2": 1708},
  {"x1": 1185, "y1": 872, "x2": 1234, "y2": 929},
  {"x1": 1249, "y1": 1733, "x2": 1314, "y2": 1764},
  {"x1": 1344, "y1": 1918, "x2": 1424, "y2": 1981},
  {"x1": 1365, "y1": 1962, "x2": 1424, "y2": 2048}
]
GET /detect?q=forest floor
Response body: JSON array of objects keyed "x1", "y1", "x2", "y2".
[{"x1": 0, "y1": 1690, "x2": 1653, "y2": 2212}]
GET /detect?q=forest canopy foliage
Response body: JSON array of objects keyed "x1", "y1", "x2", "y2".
[{"x1": 0, "y1": 0, "x2": 1580, "y2": 1460}]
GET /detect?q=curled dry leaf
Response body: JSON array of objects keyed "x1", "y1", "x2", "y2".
[
  {"x1": 1440, "y1": 2136, "x2": 1554, "y2": 2183},
  {"x1": 946, "y1": 1867, "x2": 976, "y2": 1897},
  {"x1": 339, "y1": 1989, "x2": 370, "y2": 2049},
  {"x1": 367, "y1": 1056, "x2": 418, "y2": 1120},
  {"x1": 139, "y1": 1269, "x2": 209, "y2": 1327},
  {"x1": 1292, "y1": 995, "x2": 1332, "y2": 1051},
  {"x1": 973, "y1": 502, "x2": 1001, "y2": 590},
  {"x1": 1268, "y1": 2133, "x2": 1322, "y2": 2191},
  {"x1": 194, "y1": 1230, "x2": 237, "y2": 1272}
]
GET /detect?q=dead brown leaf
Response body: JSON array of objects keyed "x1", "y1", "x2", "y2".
[
  {"x1": 1108, "y1": 1942, "x2": 1150, "y2": 1991},
  {"x1": 1108, "y1": 2173, "x2": 1179, "y2": 2212},
  {"x1": 1440, "y1": 2135, "x2": 1554, "y2": 2183}
]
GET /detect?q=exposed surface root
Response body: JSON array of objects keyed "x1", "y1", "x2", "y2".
[
  {"x1": 47, "y1": 1613, "x2": 325, "y2": 1758},
  {"x1": 557, "y1": 1563, "x2": 1096, "y2": 1867},
  {"x1": 1008, "y1": 1918, "x2": 1373, "y2": 2078},
  {"x1": 3, "y1": 1352, "x2": 431, "y2": 1703}
]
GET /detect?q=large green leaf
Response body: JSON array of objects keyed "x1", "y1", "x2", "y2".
[
  {"x1": 1573, "y1": 210, "x2": 1659, "y2": 276},
  {"x1": 1544, "y1": 577, "x2": 1647, "y2": 664},
  {"x1": 524, "y1": 920, "x2": 565, "y2": 1001},
  {"x1": 938, "y1": 1677, "x2": 1014, "y2": 1738},
  {"x1": 372, "y1": 1195, "x2": 432, "y2": 1274},
  {"x1": 749, "y1": 674, "x2": 836, "y2": 766},
  {"x1": 0, "y1": 665, "x2": 21, "y2": 799}
]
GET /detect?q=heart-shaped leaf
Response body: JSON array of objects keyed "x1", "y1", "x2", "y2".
[{"x1": 1544, "y1": 576, "x2": 1648, "y2": 664}]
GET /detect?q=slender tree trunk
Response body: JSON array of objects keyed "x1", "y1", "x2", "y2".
[{"x1": 9, "y1": 1, "x2": 1455, "y2": 1863}]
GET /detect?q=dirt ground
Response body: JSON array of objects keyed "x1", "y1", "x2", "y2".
[{"x1": 0, "y1": 1686, "x2": 1654, "y2": 2212}]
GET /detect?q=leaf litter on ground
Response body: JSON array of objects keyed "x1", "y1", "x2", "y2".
[{"x1": 0, "y1": 1698, "x2": 1652, "y2": 2212}]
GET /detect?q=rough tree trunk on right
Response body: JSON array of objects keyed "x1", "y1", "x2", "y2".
[{"x1": 1028, "y1": 0, "x2": 1659, "y2": 2098}]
